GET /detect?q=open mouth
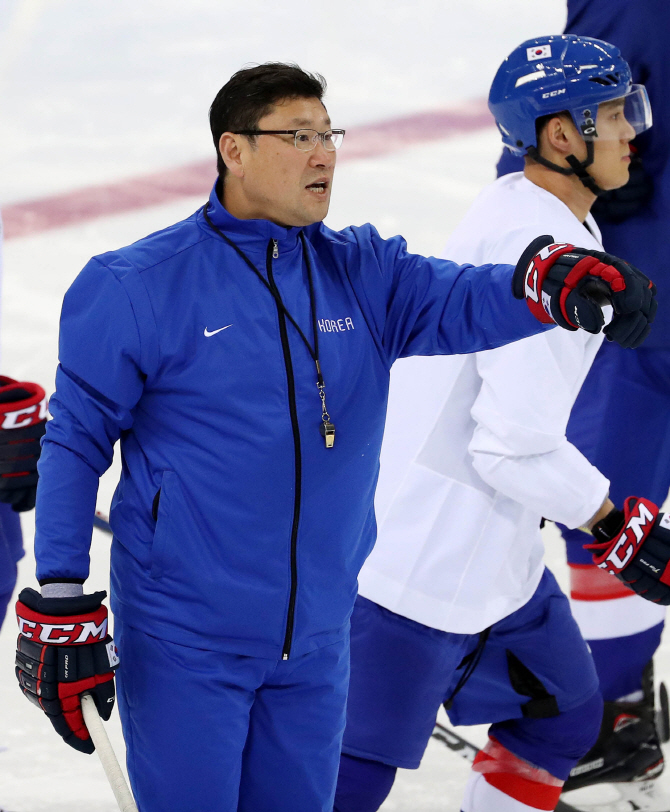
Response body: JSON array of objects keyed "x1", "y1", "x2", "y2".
[{"x1": 306, "y1": 181, "x2": 329, "y2": 196}]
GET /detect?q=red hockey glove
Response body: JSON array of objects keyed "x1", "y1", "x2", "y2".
[
  {"x1": 512, "y1": 235, "x2": 657, "y2": 349},
  {"x1": 584, "y1": 497, "x2": 670, "y2": 605},
  {"x1": 15, "y1": 589, "x2": 119, "y2": 754},
  {"x1": 0, "y1": 376, "x2": 47, "y2": 512}
]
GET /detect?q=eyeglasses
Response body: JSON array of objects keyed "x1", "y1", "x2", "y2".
[{"x1": 232, "y1": 129, "x2": 345, "y2": 152}]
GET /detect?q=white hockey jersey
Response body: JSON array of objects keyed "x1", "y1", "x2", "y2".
[{"x1": 359, "y1": 173, "x2": 610, "y2": 634}]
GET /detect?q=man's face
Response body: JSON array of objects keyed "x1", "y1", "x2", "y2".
[
  {"x1": 229, "y1": 96, "x2": 336, "y2": 227},
  {"x1": 583, "y1": 98, "x2": 637, "y2": 191}
]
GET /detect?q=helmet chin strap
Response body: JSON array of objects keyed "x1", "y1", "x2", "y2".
[{"x1": 526, "y1": 140, "x2": 606, "y2": 196}]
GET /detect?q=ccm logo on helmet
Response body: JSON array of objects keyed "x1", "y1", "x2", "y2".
[
  {"x1": 524, "y1": 243, "x2": 570, "y2": 304},
  {"x1": 17, "y1": 615, "x2": 108, "y2": 645},
  {"x1": 599, "y1": 502, "x2": 656, "y2": 573},
  {"x1": 542, "y1": 88, "x2": 566, "y2": 99}
]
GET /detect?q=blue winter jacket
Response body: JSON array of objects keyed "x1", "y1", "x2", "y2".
[{"x1": 35, "y1": 182, "x2": 546, "y2": 659}]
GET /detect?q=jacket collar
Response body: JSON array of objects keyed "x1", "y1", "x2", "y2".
[{"x1": 201, "y1": 179, "x2": 304, "y2": 252}]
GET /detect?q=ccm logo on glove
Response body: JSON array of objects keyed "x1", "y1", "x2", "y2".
[
  {"x1": 585, "y1": 497, "x2": 670, "y2": 605},
  {"x1": 17, "y1": 604, "x2": 108, "y2": 645},
  {"x1": 523, "y1": 241, "x2": 570, "y2": 312},
  {"x1": 593, "y1": 498, "x2": 658, "y2": 575},
  {"x1": 2, "y1": 396, "x2": 48, "y2": 429}
]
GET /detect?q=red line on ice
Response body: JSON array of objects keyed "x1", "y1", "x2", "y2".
[{"x1": 3, "y1": 100, "x2": 493, "y2": 240}]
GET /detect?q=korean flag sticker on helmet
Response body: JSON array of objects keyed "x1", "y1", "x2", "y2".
[{"x1": 527, "y1": 44, "x2": 551, "y2": 62}]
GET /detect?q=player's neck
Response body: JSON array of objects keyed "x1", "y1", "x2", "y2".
[{"x1": 523, "y1": 161, "x2": 596, "y2": 224}]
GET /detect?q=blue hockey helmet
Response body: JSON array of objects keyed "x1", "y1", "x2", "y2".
[{"x1": 488, "y1": 35, "x2": 651, "y2": 157}]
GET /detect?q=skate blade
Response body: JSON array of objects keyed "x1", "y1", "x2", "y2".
[{"x1": 562, "y1": 780, "x2": 670, "y2": 812}]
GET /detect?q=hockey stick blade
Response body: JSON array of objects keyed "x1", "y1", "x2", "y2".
[
  {"x1": 80, "y1": 693, "x2": 138, "y2": 812},
  {"x1": 431, "y1": 721, "x2": 581, "y2": 812}
]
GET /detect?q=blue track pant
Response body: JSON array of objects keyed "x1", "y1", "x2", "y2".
[{"x1": 115, "y1": 620, "x2": 349, "y2": 812}]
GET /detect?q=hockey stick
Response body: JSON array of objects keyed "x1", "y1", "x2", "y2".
[
  {"x1": 93, "y1": 510, "x2": 112, "y2": 534},
  {"x1": 431, "y1": 721, "x2": 580, "y2": 812},
  {"x1": 80, "y1": 693, "x2": 138, "y2": 812}
]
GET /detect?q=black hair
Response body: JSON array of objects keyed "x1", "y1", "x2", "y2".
[{"x1": 209, "y1": 62, "x2": 327, "y2": 178}]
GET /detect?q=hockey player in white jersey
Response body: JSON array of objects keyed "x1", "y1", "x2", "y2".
[{"x1": 333, "y1": 36, "x2": 668, "y2": 812}]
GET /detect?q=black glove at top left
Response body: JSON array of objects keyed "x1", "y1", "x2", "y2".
[
  {"x1": 0, "y1": 376, "x2": 47, "y2": 511},
  {"x1": 513, "y1": 235, "x2": 657, "y2": 349}
]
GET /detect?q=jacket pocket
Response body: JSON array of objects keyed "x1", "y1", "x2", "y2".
[
  {"x1": 152, "y1": 488, "x2": 161, "y2": 522},
  {"x1": 150, "y1": 471, "x2": 178, "y2": 579}
]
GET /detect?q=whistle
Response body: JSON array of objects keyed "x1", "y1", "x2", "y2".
[{"x1": 320, "y1": 421, "x2": 336, "y2": 449}]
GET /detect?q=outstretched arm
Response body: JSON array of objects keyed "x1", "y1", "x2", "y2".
[{"x1": 357, "y1": 227, "x2": 656, "y2": 364}]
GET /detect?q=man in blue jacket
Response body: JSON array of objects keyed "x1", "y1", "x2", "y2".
[{"x1": 13, "y1": 63, "x2": 657, "y2": 812}]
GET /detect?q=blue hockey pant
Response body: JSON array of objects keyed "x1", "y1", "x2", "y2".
[
  {"x1": 115, "y1": 620, "x2": 349, "y2": 812},
  {"x1": 336, "y1": 568, "x2": 602, "y2": 811}
]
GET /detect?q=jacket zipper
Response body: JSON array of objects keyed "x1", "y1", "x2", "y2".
[{"x1": 267, "y1": 238, "x2": 301, "y2": 660}]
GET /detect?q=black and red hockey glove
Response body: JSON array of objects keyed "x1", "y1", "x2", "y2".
[
  {"x1": 0, "y1": 376, "x2": 47, "y2": 512},
  {"x1": 15, "y1": 588, "x2": 119, "y2": 754},
  {"x1": 512, "y1": 235, "x2": 657, "y2": 349},
  {"x1": 584, "y1": 497, "x2": 670, "y2": 605}
]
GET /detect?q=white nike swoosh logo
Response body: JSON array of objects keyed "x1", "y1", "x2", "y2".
[{"x1": 204, "y1": 325, "x2": 232, "y2": 337}]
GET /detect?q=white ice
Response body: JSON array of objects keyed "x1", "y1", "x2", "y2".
[{"x1": 2, "y1": 1, "x2": 670, "y2": 810}]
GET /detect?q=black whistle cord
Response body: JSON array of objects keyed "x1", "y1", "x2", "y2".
[{"x1": 202, "y1": 204, "x2": 324, "y2": 384}]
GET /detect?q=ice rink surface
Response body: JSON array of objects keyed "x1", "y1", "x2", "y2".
[{"x1": 2, "y1": 1, "x2": 670, "y2": 809}]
